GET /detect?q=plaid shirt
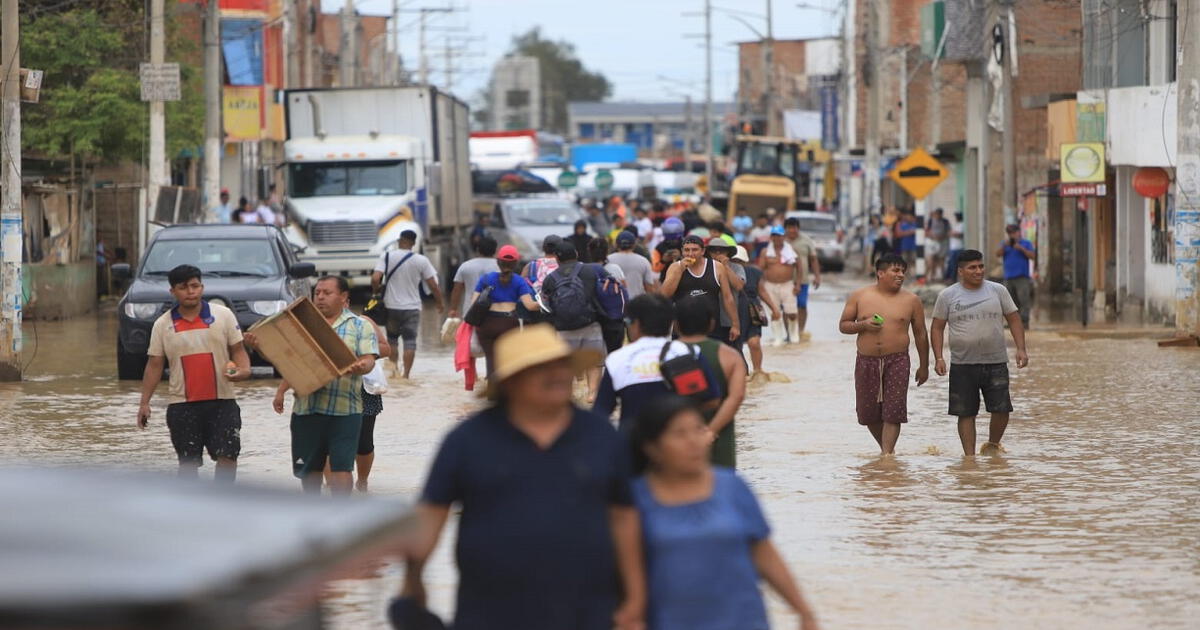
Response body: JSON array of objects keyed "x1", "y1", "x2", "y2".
[{"x1": 293, "y1": 309, "x2": 379, "y2": 417}]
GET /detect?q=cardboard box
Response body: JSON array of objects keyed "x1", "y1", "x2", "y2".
[{"x1": 248, "y1": 297, "x2": 358, "y2": 397}]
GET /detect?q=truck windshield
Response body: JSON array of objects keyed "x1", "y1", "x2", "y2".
[
  {"x1": 288, "y1": 160, "x2": 407, "y2": 197},
  {"x1": 141, "y1": 239, "x2": 281, "y2": 277},
  {"x1": 738, "y1": 144, "x2": 795, "y2": 178},
  {"x1": 508, "y1": 202, "x2": 581, "y2": 226}
]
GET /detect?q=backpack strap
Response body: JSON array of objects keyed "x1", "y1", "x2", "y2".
[{"x1": 381, "y1": 252, "x2": 415, "y2": 289}]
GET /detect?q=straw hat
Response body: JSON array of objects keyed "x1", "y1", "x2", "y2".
[{"x1": 484, "y1": 324, "x2": 602, "y2": 399}]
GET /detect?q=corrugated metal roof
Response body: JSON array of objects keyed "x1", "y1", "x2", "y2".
[{"x1": 567, "y1": 101, "x2": 737, "y2": 118}]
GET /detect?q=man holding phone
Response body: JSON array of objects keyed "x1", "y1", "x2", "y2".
[
  {"x1": 996, "y1": 224, "x2": 1036, "y2": 329},
  {"x1": 137, "y1": 265, "x2": 251, "y2": 483}
]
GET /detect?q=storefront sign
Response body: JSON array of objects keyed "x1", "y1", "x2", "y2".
[
  {"x1": 1133, "y1": 167, "x2": 1171, "y2": 198},
  {"x1": 223, "y1": 86, "x2": 262, "y2": 142},
  {"x1": 1060, "y1": 142, "x2": 1106, "y2": 183},
  {"x1": 1059, "y1": 182, "x2": 1107, "y2": 197}
]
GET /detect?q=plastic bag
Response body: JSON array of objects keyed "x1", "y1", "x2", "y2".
[{"x1": 362, "y1": 360, "x2": 388, "y2": 395}]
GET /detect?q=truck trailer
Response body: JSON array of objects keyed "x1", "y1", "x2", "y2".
[{"x1": 282, "y1": 86, "x2": 472, "y2": 286}]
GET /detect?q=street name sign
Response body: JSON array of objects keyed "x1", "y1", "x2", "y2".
[{"x1": 595, "y1": 169, "x2": 614, "y2": 191}]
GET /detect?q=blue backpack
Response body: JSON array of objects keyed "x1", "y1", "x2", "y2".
[{"x1": 591, "y1": 264, "x2": 628, "y2": 322}]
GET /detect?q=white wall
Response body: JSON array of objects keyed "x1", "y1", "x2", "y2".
[{"x1": 1107, "y1": 83, "x2": 1177, "y2": 167}]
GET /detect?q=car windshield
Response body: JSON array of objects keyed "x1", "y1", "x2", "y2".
[
  {"x1": 288, "y1": 160, "x2": 407, "y2": 197},
  {"x1": 142, "y1": 239, "x2": 281, "y2": 277},
  {"x1": 507, "y1": 202, "x2": 581, "y2": 226},
  {"x1": 800, "y1": 217, "x2": 837, "y2": 233}
]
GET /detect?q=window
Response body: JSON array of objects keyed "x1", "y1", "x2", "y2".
[
  {"x1": 288, "y1": 160, "x2": 408, "y2": 197},
  {"x1": 1151, "y1": 193, "x2": 1174, "y2": 264},
  {"x1": 505, "y1": 89, "x2": 530, "y2": 108},
  {"x1": 737, "y1": 142, "x2": 796, "y2": 178}
]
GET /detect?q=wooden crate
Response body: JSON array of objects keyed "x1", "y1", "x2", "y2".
[{"x1": 247, "y1": 297, "x2": 358, "y2": 397}]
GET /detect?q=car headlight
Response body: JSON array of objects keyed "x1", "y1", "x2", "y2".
[
  {"x1": 124, "y1": 302, "x2": 162, "y2": 320},
  {"x1": 249, "y1": 300, "x2": 289, "y2": 316}
]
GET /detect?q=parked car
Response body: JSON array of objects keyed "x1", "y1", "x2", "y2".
[
  {"x1": 481, "y1": 197, "x2": 590, "y2": 262},
  {"x1": 113, "y1": 224, "x2": 317, "y2": 380},
  {"x1": 786, "y1": 210, "x2": 845, "y2": 271}
]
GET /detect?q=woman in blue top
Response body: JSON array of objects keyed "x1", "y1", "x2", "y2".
[
  {"x1": 630, "y1": 395, "x2": 820, "y2": 630},
  {"x1": 472, "y1": 245, "x2": 539, "y2": 376}
]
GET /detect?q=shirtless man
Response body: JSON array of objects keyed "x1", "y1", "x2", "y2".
[
  {"x1": 838, "y1": 253, "x2": 930, "y2": 455},
  {"x1": 757, "y1": 226, "x2": 800, "y2": 346}
]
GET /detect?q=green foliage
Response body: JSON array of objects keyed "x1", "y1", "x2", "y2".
[
  {"x1": 507, "y1": 28, "x2": 612, "y2": 133},
  {"x1": 20, "y1": 6, "x2": 204, "y2": 165}
]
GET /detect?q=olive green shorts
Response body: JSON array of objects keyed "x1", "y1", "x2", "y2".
[{"x1": 290, "y1": 413, "x2": 362, "y2": 477}]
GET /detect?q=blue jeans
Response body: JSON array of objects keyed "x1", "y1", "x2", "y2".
[{"x1": 944, "y1": 249, "x2": 962, "y2": 282}]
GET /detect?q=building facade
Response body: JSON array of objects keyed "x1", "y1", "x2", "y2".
[
  {"x1": 566, "y1": 101, "x2": 736, "y2": 157},
  {"x1": 487, "y1": 56, "x2": 543, "y2": 131}
]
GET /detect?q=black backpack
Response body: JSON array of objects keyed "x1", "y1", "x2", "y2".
[{"x1": 548, "y1": 264, "x2": 596, "y2": 331}]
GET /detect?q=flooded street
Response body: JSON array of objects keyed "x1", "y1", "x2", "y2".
[{"x1": 2, "y1": 274, "x2": 1198, "y2": 629}]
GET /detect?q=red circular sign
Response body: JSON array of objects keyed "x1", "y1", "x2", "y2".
[{"x1": 1133, "y1": 167, "x2": 1170, "y2": 198}]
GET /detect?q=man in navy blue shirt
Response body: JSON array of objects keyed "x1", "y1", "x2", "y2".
[
  {"x1": 402, "y1": 324, "x2": 645, "y2": 630},
  {"x1": 996, "y1": 224, "x2": 1036, "y2": 328}
]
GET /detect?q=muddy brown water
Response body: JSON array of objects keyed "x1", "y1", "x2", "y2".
[{"x1": 2, "y1": 276, "x2": 1198, "y2": 629}]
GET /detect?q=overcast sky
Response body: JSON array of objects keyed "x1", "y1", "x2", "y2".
[{"x1": 328, "y1": 0, "x2": 840, "y2": 105}]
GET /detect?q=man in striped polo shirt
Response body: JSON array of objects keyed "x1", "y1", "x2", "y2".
[{"x1": 138, "y1": 265, "x2": 251, "y2": 483}]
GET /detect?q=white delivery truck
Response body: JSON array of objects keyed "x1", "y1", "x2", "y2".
[{"x1": 282, "y1": 86, "x2": 472, "y2": 286}]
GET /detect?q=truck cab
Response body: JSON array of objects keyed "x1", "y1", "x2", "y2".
[
  {"x1": 282, "y1": 87, "x2": 472, "y2": 286},
  {"x1": 283, "y1": 136, "x2": 422, "y2": 287},
  {"x1": 728, "y1": 136, "x2": 803, "y2": 219}
]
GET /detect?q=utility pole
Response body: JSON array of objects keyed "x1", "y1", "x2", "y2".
[
  {"x1": 763, "y1": 0, "x2": 775, "y2": 137},
  {"x1": 391, "y1": 0, "x2": 401, "y2": 85},
  {"x1": 340, "y1": 0, "x2": 356, "y2": 87},
  {"x1": 864, "y1": 0, "x2": 881, "y2": 217},
  {"x1": 302, "y1": 0, "x2": 314, "y2": 87},
  {"x1": 704, "y1": 0, "x2": 713, "y2": 193},
  {"x1": 284, "y1": 0, "x2": 300, "y2": 88},
  {"x1": 1176, "y1": 0, "x2": 1200, "y2": 336},
  {"x1": 1, "y1": 0, "x2": 23, "y2": 381},
  {"x1": 148, "y1": 0, "x2": 167, "y2": 227},
  {"x1": 1000, "y1": 3, "x2": 1016, "y2": 224},
  {"x1": 203, "y1": 0, "x2": 222, "y2": 223}
]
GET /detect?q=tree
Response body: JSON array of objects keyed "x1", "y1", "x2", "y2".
[
  {"x1": 20, "y1": 4, "x2": 204, "y2": 167},
  {"x1": 507, "y1": 28, "x2": 611, "y2": 134}
]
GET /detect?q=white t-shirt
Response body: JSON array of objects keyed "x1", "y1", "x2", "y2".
[
  {"x1": 635, "y1": 217, "x2": 653, "y2": 239},
  {"x1": 374, "y1": 249, "x2": 438, "y2": 310},
  {"x1": 243, "y1": 204, "x2": 276, "y2": 225},
  {"x1": 608, "y1": 251, "x2": 656, "y2": 298},
  {"x1": 949, "y1": 219, "x2": 964, "y2": 250},
  {"x1": 750, "y1": 225, "x2": 772, "y2": 244},
  {"x1": 453, "y1": 257, "x2": 500, "y2": 313}
]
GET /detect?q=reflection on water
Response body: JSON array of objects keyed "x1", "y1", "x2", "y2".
[{"x1": 2, "y1": 290, "x2": 1199, "y2": 629}]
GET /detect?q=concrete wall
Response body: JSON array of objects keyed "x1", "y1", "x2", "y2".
[{"x1": 24, "y1": 263, "x2": 96, "y2": 321}]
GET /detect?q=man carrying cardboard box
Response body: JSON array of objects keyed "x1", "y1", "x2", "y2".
[{"x1": 247, "y1": 276, "x2": 379, "y2": 497}]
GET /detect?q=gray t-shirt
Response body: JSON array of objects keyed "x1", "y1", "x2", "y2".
[
  {"x1": 453, "y1": 256, "x2": 500, "y2": 313},
  {"x1": 608, "y1": 251, "x2": 656, "y2": 298},
  {"x1": 932, "y1": 281, "x2": 1019, "y2": 364},
  {"x1": 374, "y1": 249, "x2": 438, "y2": 310}
]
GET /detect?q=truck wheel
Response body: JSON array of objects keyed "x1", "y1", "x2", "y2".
[{"x1": 117, "y1": 340, "x2": 147, "y2": 380}]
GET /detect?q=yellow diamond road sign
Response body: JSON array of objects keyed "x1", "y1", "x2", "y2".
[{"x1": 888, "y1": 147, "x2": 948, "y2": 200}]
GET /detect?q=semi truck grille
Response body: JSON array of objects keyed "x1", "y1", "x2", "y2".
[{"x1": 308, "y1": 220, "x2": 377, "y2": 245}]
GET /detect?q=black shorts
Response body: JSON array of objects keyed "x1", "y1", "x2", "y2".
[
  {"x1": 386, "y1": 308, "x2": 420, "y2": 346},
  {"x1": 166, "y1": 399, "x2": 242, "y2": 464},
  {"x1": 948, "y1": 363, "x2": 1014, "y2": 417}
]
